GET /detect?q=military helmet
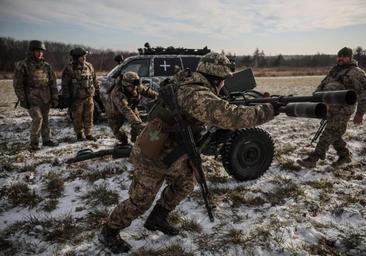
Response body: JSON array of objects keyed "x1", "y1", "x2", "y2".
[
  {"x1": 70, "y1": 47, "x2": 88, "y2": 57},
  {"x1": 337, "y1": 47, "x2": 353, "y2": 58},
  {"x1": 122, "y1": 71, "x2": 140, "y2": 87},
  {"x1": 29, "y1": 40, "x2": 46, "y2": 51},
  {"x1": 196, "y1": 52, "x2": 234, "y2": 79}
]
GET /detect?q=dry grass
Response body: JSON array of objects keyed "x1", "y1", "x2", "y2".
[
  {"x1": 81, "y1": 185, "x2": 119, "y2": 207},
  {"x1": 6, "y1": 182, "x2": 41, "y2": 208},
  {"x1": 133, "y1": 243, "x2": 194, "y2": 256}
]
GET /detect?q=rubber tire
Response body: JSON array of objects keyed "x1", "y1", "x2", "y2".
[{"x1": 222, "y1": 128, "x2": 274, "y2": 181}]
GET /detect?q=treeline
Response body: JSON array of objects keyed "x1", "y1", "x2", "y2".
[
  {"x1": 234, "y1": 47, "x2": 366, "y2": 68},
  {"x1": 1, "y1": 37, "x2": 366, "y2": 73},
  {"x1": 0, "y1": 37, "x2": 136, "y2": 72}
]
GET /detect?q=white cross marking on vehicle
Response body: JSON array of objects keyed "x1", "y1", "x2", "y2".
[{"x1": 160, "y1": 60, "x2": 171, "y2": 72}]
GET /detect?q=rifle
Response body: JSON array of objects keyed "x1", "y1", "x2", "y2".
[
  {"x1": 66, "y1": 144, "x2": 132, "y2": 164},
  {"x1": 225, "y1": 89, "x2": 357, "y2": 119},
  {"x1": 158, "y1": 84, "x2": 214, "y2": 222},
  {"x1": 311, "y1": 119, "x2": 327, "y2": 145}
]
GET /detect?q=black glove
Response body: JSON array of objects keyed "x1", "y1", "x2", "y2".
[
  {"x1": 20, "y1": 101, "x2": 29, "y2": 109},
  {"x1": 270, "y1": 101, "x2": 285, "y2": 116},
  {"x1": 131, "y1": 123, "x2": 146, "y2": 142}
]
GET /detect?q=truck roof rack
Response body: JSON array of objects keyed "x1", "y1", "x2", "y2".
[{"x1": 138, "y1": 42, "x2": 211, "y2": 56}]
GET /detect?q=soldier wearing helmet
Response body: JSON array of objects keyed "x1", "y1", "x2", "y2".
[
  {"x1": 104, "y1": 71, "x2": 158, "y2": 145},
  {"x1": 13, "y1": 40, "x2": 59, "y2": 150},
  {"x1": 297, "y1": 47, "x2": 366, "y2": 168},
  {"x1": 61, "y1": 47, "x2": 99, "y2": 141},
  {"x1": 99, "y1": 52, "x2": 275, "y2": 253}
]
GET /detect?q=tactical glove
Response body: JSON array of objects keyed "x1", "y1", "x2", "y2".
[
  {"x1": 270, "y1": 101, "x2": 285, "y2": 116},
  {"x1": 131, "y1": 122, "x2": 146, "y2": 142}
]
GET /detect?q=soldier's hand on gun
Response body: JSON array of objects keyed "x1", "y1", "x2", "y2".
[
  {"x1": 270, "y1": 101, "x2": 285, "y2": 116},
  {"x1": 353, "y1": 113, "x2": 364, "y2": 125}
]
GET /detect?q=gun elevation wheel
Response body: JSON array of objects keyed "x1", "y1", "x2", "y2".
[{"x1": 222, "y1": 128, "x2": 274, "y2": 181}]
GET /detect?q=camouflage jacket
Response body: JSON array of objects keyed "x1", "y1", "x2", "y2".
[
  {"x1": 13, "y1": 56, "x2": 58, "y2": 105},
  {"x1": 105, "y1": 83, "x2": 157, "y2": 124},
  {"x1": 61, "y1": 61, "x2": 99, "y2": 100},
  {"x1": 176, "y1": 72, "x2": 274, "y2": 130},
  {"x1": 315, "y1": 61, "x2": 366, "y2": 116}
]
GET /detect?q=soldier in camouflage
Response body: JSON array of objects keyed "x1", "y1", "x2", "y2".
[
  {"x1": 104, "y1": 71, "x2": 158, "y2": 145},
  {"x1": 13, "y1": 40, "x2": 59, "y2": 150},
  {"x1": 297, "y1": 47, "x2": 366, "y2": 168},
  {"x1": 98, "y1": 52, "x2": 275, "y2": 253},
  {"x1": 61, "y1": 47, "x2": 99, "y2": 141}
]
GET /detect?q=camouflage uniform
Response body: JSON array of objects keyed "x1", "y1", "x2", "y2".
[
  {"x1": 13, "y1": 45, "x2": 58, "y2": 148},
  {"x1": 104, "y1": 73, "x2": 157, "y2": 144},
  {"x1": 106, "y1": 56, "x2": 273, "y2": 231},
  {"x1": 61, "y1": 59, "x2": 98, "y2": 139},
  {"x1": 99, "y1": 52, "x2": 274, "y2": 253},
  {"x1": 313, "y1": 60, "x2": 366, "y2": 160}
]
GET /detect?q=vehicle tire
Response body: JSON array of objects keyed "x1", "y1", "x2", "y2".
[{"x1": 221, "y1": 128, "x2": 274, "y2": 181}]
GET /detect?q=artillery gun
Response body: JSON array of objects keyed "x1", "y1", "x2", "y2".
[{"x1": 66, "y1": 68, "x2": 357, "y2": 182}]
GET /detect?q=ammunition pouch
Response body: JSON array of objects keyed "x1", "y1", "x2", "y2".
[{"x1": 136, "y1": 118, "x2": 168, "y2": 159}]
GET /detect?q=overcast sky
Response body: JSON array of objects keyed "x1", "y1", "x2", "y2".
[{"x1": 0, "y1": 0, "x2": 365, "y2": 55}]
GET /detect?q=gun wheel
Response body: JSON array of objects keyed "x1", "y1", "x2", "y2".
[{"x1": 222, "y1": 128, "x2": 274, "y2": 181}]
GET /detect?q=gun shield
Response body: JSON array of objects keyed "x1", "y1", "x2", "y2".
[
  {"x1": 280, "y1": 103, "x2": 326, "y2": 119},
  {"x1": 314, "y1": 90, "x2": 357, "y2": 105}
]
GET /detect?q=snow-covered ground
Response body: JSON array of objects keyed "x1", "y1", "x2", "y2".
[{"x1": 0, "y1": 77, "x2": 365, "y2": 255}]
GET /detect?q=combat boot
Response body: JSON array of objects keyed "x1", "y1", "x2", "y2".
[
  {"x1": 98, "y1": 224, "x2": 131, "y2": 254},
  {"x1": 332, "y1": 153, "x2": 352, "y2": 168},
  {"x1": 76, "y1": 134, "x2": 85, "y2": 141},
  {"x1": 30, "y1": 143, "x2": 41, "y2": 151},
  {"x1": 43, "y1": 139, "x2": 59, "y2": 147},
  {"x1": 85, "y1": 135, "x2": 97, "y2": 141},
  {"x1": 144, "y1": 205, "x2": 179, "y2": 236},
  {"x1": 297, "y1": 152, "x2": 320, "y2": 168}
]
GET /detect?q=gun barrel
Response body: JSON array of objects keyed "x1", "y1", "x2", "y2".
[
  {"x1": 237, "y1": 90, "x2": 357, "y2": 105},
  {"x1": 313, "y1": 90, "x2": 357, "y2": 105},
  {"x1": 280, "y1": 103, "x2": 327, "y2": 119}
]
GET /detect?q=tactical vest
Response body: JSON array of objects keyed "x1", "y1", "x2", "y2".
[
  {"x1": 148, "y1": 78, "x2": 206, "y2": 142},
  {"x1": 320, "y1": 63, "x2": 357, "y2": 91},
  {"x1": 25, "y1": 59, "x2": 50, "y2": 89},
  {"x1": 70, "y1": 62, "x2": 95, "y2": 99}
]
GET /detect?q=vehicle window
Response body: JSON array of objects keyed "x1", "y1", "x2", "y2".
[
  {"x1": 120, "y1": 59, "x2": 150, "y2": 77},
  {"x1": 154, "y1": 57, "x2": 182, "y2": 76},
  {"x1": 181, "y1": 57, "x2": 201, "y2": 71},
  {"x1": 108, "y1": 64, "x2": 123, "y2": 79}
]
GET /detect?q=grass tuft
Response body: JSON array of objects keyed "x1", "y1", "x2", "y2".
[
  {"x1": 133, "y1": 243, "x2": 194, "y2": 256},
  {"x1": 81, "y1": 185, "x2": 119, "y2": 207},
  {"x1": 6, "y1": 182, "x2": 41, "y2": 208},
  {"x1": 44, "y1": 172, "x2": 64, "y2": 198},
  {"x1": 181, "y1": 218, "x2": 202, "y2": 233}
]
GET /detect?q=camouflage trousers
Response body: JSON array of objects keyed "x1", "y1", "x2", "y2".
[
  {"x1": 107, "y1": 116, "x2": 128, "y2": 143},
  {"x1": 315, "y1": 116, "x2": 350, "y2": 159},
  {"x1": 28, "y1": 104, "x2": 51, "y2": 145},
  {"x1": 71, "y1": 97, "x2": 94, "y2": 136},
  {"x1": 107, "y1": 116, "x2": 142, "y2": 143},
  {"x1": 107, "y1": 146, "x2": 196, "y2": 230}
]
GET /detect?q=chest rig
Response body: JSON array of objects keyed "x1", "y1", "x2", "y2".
[
  {"x1": 71, "y1": 63, "x2": 94, "y2": 98},
  {"x1": 25, "y1": 59, "x2": 49, "y2": 88}
]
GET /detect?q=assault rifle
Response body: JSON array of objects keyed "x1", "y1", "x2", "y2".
[
  {"x1": 311, "y1": 119, "x2": 327, "y2": 145},
  {"x1": 158, "y1": 84, "x2": 215, "y2": 222},
  {"x1": 66, "y1": 144, "x2": 132, "y2": 164},
  {"x1": 224, "y1": 89, "x2": 357, "y2": 119}
]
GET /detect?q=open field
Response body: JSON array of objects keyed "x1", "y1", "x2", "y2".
[{"x1": 0, "y1": 77, "x2": 365, "y2": 255}]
